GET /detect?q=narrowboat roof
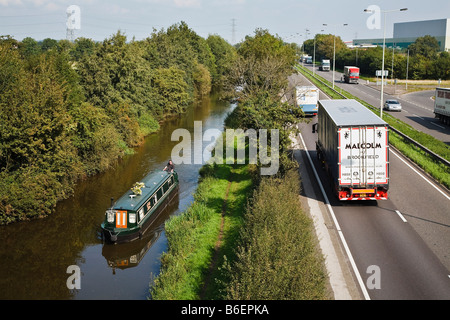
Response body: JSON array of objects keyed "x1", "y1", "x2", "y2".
[
  {"x1": 319, "y1": 99, "x2": 388, "y2": 127},
  {"x1": 112, "y1": 171, "x2": 176, "y2": 211}
]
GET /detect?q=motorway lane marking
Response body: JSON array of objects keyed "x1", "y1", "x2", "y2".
[
  {"x1": 306, "y1": 64, "x2": 435, "y2": 113},
  {"x1": 397, "y1": 97, "x2": 434, "y2": 113},
  {"x1": 431, "y1": 122, "x2": 446, "y2": 129},
  {"x1": 400, "y1": 110, "x2": 445, "y2": 129},
  {"x1": 395, "y1": 210, "x2": 408, "y2": 223},
  {"x1": 298, "y1": 132, "x2": 371, "y2": 300},
  {"x1": 291, "y1": 134, "x2": 352, "y2": 300},
  {"x1": 390, "y1": 149, "x2": 450, "y2": 202}
]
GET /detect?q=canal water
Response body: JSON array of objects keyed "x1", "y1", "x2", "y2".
[{"x1": 0, "y1": 93, "x2": 234, "y2": 300}]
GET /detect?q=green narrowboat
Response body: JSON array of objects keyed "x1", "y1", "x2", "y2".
[{"x1": 101, "y1": 170, "x2": 179, "y2": 244}]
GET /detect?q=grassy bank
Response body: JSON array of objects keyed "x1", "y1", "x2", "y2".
[
  {"x1": 149, "y1": 163, "x2": 254, "y2": 300},
  {"x1": 296, "y1": 64, "x2": 450, "y2": 190},
  {"x1": 150, "y1": 160, "x2": 329, "y2": 300},
  {"x1": 150, "y1": 32, "x2": 330, "y2": 300}
]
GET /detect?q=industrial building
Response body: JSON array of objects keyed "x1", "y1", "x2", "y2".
[{"x1": 353, "y1": 18, "x2": 450, "y2": 52}]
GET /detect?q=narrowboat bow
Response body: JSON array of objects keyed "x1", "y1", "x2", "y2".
[{"x1": 101, "y1": 171, "x2": 179, "y2": 244}]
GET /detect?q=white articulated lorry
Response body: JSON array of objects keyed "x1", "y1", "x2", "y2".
[
  {"x1": 434, "y1": 87, "x2": 450, "y2": 125},
  {"x1": 312, "y1": 99, "x2": 389, "y2": 200}
]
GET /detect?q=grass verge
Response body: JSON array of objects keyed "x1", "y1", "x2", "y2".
[
  {"x1": 150, "y1": 160, "x2": 330, "y2": 300},
  {"x1": 149, "y1": 163, "x2": 254, "y2": 300}
]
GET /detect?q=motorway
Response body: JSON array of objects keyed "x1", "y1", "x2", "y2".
[
  {"x1": 288, "y1": 72, "x2": 450, "y2": 299},
  {"x1": 302, "y1": 64, "x2": 450, "y2": 145}
]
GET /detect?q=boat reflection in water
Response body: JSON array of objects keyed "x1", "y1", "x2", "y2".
[{"x1": 102, "y1": 191, "x2": 179, "y2": 273}]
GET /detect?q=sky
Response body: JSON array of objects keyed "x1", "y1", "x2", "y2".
[{"x1": 1, "y1": 0, "x2": 449, "y2": 44}]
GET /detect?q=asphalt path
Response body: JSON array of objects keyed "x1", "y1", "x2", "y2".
[
  {"x1": 289, "y1": 72, "x2": 450, "y2": 299},
  {"x1": 303, "y1": 64, "x2": 450, "y2": 145}
]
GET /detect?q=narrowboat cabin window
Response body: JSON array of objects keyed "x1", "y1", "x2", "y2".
[{"x1": 157, "y1": 188, "x2": 163, "y2": 200}]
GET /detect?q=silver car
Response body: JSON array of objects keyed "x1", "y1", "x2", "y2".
[{"x1": 384, "y1": 99, "x2": 402, "y2": 111}]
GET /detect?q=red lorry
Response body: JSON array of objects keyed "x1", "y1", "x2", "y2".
[{"x1": 343, "y1": 66, "x2": 360, "y2": 84}]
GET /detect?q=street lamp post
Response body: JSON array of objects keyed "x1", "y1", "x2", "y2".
[
  {"x1": 302, "y1": 29, "x2": 310, "y2": 67},
  {"x1": 323, "y1": 23, "x2": 347, "y2": 89},
  {"x1": 312, "y1": 29, "x2": 324, "y2": 77},
  {"x1": 313, "y1": 36, "x2": 316, "y2": 75},
  {"x1": 406, "y1": 49, "x2": 410, "y2": 91},
  {"x1": 364, "y1": 7, "x2": 407, "y2": 119}
]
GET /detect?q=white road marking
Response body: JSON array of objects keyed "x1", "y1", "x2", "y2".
[
  {"x1": 412, "y1": 114, "x2": 425, "y2": 120},
  {"x1": 398, "y1": 97, "x2": 434, "y2": 113},
  {"x1": 395, "y1": 210, "x2": 408, "y2": 223},
  {"x1": 291, "y1": 135, "x2": 351, "y2": 300},
  {"x1": 298, "y1": 132, "x2": 371, "y2": 300},
  {"x1": 430, "y1": 122, "x2": 445, "y2": 129},
  {"x1": 390, "y1": 149, "x2": 450, "y2": 202}
]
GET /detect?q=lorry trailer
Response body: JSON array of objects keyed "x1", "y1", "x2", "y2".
[
  {"x1": 313, "y1": 99, "x2": 389, "y2": 200},
  {"x1": 434, "y1": 87, "x2": 450, "y2": 125},
  {"x1": 296, "y1": 86, "x2": 319, "y2": 116}
]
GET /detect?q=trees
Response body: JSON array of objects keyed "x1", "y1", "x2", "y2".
[
  {"x1": 0, "y1": 22, "x2": 238, "y2": 224},
  {"x1": 408, "y1": 35, "x2": 440, "y2": 59},
  {"x1": 225, "y1": 29, "x2": 301, "y2": 174},
  {"x1": 303, "y1": 34, "x2": 348, "y2": 63},
  {"x1": 432, "y1": 52, "x2": 450, "y2": 80},
  {"x1": 143, "y1": 22, "x2": 220, "y2": 99},
  {"x1": 407, "y1": 35, "x2": 450, "y2": 80},
  {"x1": 70, "y1": 37, "x2": 96, "y2": 61},
  {"x1": 227, "y1": 29, "x2": 296, "y2": 100},
  {"x1": 304, "y1": 33, "x2": 449, "y2": 80},
  {"x1": 206, "y1": 35, "x2": 237, "y2": 88},
  {"x1": 0, "y1": 46, "x2": 82, "y2": 223},
  {"x1": 151, "y1": 67, "x2": 191, "y2": 116},
  {"x1": 18, "y1": 37, "x2": 40, "y2": 58}
]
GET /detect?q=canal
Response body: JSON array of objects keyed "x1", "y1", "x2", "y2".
[{"x1": 0, "y1": 93, "x2": 234, "y2": 300}]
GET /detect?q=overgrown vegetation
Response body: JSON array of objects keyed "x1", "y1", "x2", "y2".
[
  {"x1": 225, "y1": 169, "x2": 328, "y2": 300},
  {"x1": 150, "y1": 164, "x2": 254, "y2": 300},
  {"x1": 0, "y1": 24, "x2": 236, "y2": 224},
  {"x1": 150, "y1": 29, "x2": 328, "y2": 300}
]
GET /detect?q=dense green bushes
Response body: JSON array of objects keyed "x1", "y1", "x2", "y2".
[
  {"x1": 0, "y1": 25, "x2": 236, "y2": 225},
  {"x1": 220, "y1": 29, "x2": 328, "y2": 300},
  {"x1": 225, "y1": 169, "x2": 328, "y2": 300},
  {"x1": 150, "y1": 29, "x2": 328, "y2": 300}
]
